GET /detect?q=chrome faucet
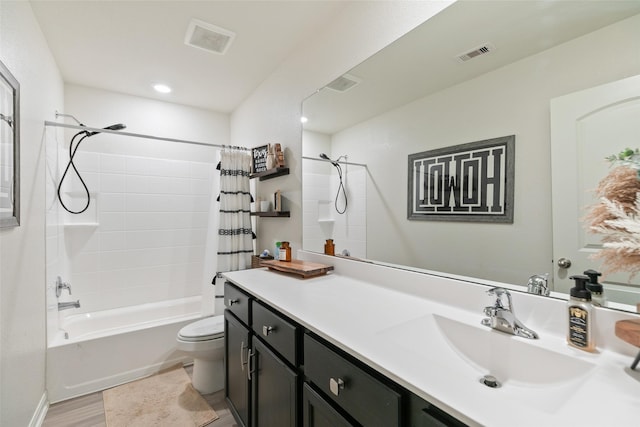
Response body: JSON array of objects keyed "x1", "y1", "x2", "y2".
[
  {"x1": 481, "y1": 287, "x2": 538, "y2": 339},
  {"x1": 58, "y1": 300, "x2": 80, "y2": 311},
  {"x1": 527, "y1": 273, "x2": 549, "y2": 296}
]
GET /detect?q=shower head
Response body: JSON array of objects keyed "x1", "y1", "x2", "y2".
[
  {"x1": 85, "y1": 123, "x2": 127, "y2": 137},
  {"x1": 319, "y1": 153, "x2": 338, "y2": 167}
]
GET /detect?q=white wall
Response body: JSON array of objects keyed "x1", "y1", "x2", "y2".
[
  {"x1": 232, "y1": 0, "x2": 454, "y2": 256},
  {"x1": 0, "y1": 2, "x2": 64, "y2": 426},
  {"x1": 328, "y1": 13, "x2": 640, "y2": 285}
]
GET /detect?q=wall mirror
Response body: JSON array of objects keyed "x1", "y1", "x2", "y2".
[
  {"x1": 302, "y1": 0, "x2": 640, "y2": 313},
  {"x1": 0, "y1": 59, "x2": 20, "y2": 228}
]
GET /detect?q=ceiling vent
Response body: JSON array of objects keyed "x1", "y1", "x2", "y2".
[
  {"x1": 456, "y1": 43, "x2": 495, "y2": 63},
  {"x1": 325, "y1": 73, "x2": 362, "y2": 93},
  {"x1": 184, "y1": 18, "x2": 235, "y2": 55}
]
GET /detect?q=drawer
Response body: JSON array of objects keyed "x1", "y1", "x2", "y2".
[
  {"x1": 408, "y1": 393, "x2": 468, "y2": 427},
  {"x1": 303, "y1": 333, "x2": 401, "y2": 427},
  {"x1": 224, "y1": 282, "x2": 251, "y2": 326},
  {"x1": 252, "y1": 300, "x2": 299, "y2": 366}
]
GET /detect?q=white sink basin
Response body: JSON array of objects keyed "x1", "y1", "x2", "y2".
[{"x1": 433, "y1": 314, "x2": 595, "y2": 386}]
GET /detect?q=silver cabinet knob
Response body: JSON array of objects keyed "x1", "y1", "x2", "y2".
[
  {"x1": 329, "y1": 377, "x2": 345, "y2": 396},
  {"x1": 227, "y1": 298, "x2": 239, "y2": 306},
  {"x1": 262, "y1": 325, "x2": 274, "y2": 336},
  {"x1": 557, "y1": 258, "x2": 572, "y2": 269}
]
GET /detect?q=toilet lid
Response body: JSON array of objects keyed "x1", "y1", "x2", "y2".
[{"x1": 178, "y1": 315, "x2": 224, "y2": 342}]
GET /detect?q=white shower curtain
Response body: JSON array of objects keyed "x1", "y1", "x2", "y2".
[{"x1": 216, "y1": 149, "x2": 253, "y2": 278}]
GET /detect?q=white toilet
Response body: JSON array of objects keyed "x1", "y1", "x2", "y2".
[{"x1": 176, "y1": 315, "x2": 225, "y2": 394}]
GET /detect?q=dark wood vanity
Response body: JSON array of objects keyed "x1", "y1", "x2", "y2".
[{"x1": 223, "y1": 281, "x2": 467, "y2": 427}]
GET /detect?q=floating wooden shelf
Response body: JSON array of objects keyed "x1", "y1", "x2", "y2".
[
  {"x1": 250, "y1": 211, "x2": 290, "y2": 218},
  {"x1": 250, "y1": 167, "x2": 289, "y2": 181}
]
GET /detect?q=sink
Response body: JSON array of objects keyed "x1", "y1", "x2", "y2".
[{"x1": 433, "y1": 314, "x2": 595, "y2": 386}]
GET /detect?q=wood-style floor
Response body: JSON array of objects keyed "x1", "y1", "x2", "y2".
[{"x1": 42, "y1": 366, "x2": 238, "y2": 427}]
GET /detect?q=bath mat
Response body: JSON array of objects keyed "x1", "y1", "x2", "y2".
[{"x1": 103, "y1": 364, "x2": 218, "y2": 427}]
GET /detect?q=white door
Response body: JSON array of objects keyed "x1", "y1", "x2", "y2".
[{"x1": 551, "y1": 75, "x2": 640, "y2": 308}]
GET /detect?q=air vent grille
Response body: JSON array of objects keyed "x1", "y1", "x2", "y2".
[
  {"x1": 326, "y1": 73, "x2": 362, "y2": 92},
  {"x1": 456, "y1": 43, "x2": 495, "y2": 62},
  {"x1": 185, "y1": 18, "x2": 235, "y2": 55}
]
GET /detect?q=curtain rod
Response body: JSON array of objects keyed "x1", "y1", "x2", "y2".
[
  {"x1": 302, "y1": 156, "x2": 367, "y2": 168},
  {"x1": 44, "y1": 120, "x2": 249, "y2": 151}
]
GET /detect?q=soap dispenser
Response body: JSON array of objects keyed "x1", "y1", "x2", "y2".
[
  {"x1": 584, "y1": 269, "x2": 605, "y2": 307},
  {"x1": 567, "y1": 275, "x2": 596, "y2": 352}
]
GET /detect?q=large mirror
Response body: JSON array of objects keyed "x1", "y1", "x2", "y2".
[{"x1": 302, "y1": 0, "x2": 640, "y2": 312}]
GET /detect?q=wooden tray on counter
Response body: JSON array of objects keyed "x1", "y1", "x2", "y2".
[{"x1": 260, "y1": 259, "x2": 333, "y2": 278}]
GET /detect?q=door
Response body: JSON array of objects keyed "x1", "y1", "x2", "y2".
[
  {"x1": 551, "y1": 74, "x2": 640, "y2": 307},
  {"x1": 225, "y1": 310, "x2": 251, "y2": 427},
  {"x1": 251, "y1": 337, "x2": 298, "y2": 427},
  {"x1": 302, "y1": 383, "x2": 353, "y2": 427}
]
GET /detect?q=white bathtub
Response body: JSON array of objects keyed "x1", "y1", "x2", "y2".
[{"x1": 47, "y1": 296, "x2": 203, "y2": 403}]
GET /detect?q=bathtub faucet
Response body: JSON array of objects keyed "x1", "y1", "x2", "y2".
[
  {"x1": 58, "y1": 300, "x2": 80, "y2": 311},
  {"x1": 55, "y1": 276, "x2": 72, "y2": 297}
]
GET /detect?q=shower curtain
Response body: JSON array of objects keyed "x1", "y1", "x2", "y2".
[{"x1": 216, "y1": 149, "x2": 253, "y2": 279}]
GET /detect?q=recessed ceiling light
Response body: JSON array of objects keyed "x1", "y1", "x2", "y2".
[
  {"x1": 153, "y1": 84, "x2": 172, "y2": 94},
  {"x1": 300, "y1": 116, "x2": 308, "y2": 124}
]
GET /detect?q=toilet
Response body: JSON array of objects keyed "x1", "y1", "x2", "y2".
[{"x1": 176, "y1": 315, "x2": 225, "y2": 394}]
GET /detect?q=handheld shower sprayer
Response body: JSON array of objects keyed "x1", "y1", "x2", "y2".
[
  {"x1": 57, "y1": 116, "x2": 127, "y2": 214},
  {"x1": 319, "y1": 153, "x2": 338, "y2": 167},
  {"x1": 318, "y1": 153, "x2": 348, "y2": 214},
  {"x1": 85, "y1": 123, "x2": 126, "y2": 137}
]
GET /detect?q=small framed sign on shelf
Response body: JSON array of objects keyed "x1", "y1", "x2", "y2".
[{"x1": 252, "y1": 144, "x2": 268, "y2": 174}]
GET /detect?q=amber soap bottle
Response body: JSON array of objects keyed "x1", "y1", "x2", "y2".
[
  {"x1": 324, "y1": 239, "x2": 335, "y2": 255},
  {"x1": 279, "y1": 241, "x2": 292, "y2": 262}
]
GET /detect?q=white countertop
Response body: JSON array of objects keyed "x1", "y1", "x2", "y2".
[{"x1": 223, "y1": 260, "x2": 640, "y2": 427}]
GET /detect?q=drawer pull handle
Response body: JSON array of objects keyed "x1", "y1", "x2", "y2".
[
  {"x1": 262, "y1": 325, "x2": 274, "y2": 336},
  {"x1": 228, "y1": 298, "x2": 239, "y2": 306},
  {"x1": 329, "y1": 377, "x2": 345, "y2": 396}
]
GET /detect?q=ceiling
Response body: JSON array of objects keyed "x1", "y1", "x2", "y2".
[
  {"x1": 303, "y1": 0, "x2": 640, "y2": 134},
  {"x1": 30, "y1": 0, "x2": 349, "y2": 113}
]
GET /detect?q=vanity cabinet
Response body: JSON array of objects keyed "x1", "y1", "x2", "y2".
[
  {"x1": 224, "y1": 282, "x2": 300, "y2": 427},
  {"x1": 224, "y1": 280, "x2": 467, "y2": 427}
]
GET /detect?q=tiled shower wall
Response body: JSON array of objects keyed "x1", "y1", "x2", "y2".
[
  {"x1": 303, "y1": 163, "x2": 366, "y2": 258},
  {"x1": 58, "y1": 149, "x2": 217, "y2": 314}
]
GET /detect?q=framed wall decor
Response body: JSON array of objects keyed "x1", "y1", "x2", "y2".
[
  {"x1": 408, "y1": 135, "x2": 514, "y2": 223},
  {"x1": 0, "y1": 59, "x2": 20, "y2": 227},
  {"x1": 252, "y1": 144, "x2": 268, "y2": 174}
]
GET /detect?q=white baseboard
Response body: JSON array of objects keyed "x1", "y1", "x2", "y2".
[{"x1": 29, "y1": 391, "x2": 49, "y2": 427}]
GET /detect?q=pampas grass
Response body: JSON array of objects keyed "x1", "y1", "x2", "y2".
[{"x1": 586, "y1": 163, "x2": 640, "y2": 278}]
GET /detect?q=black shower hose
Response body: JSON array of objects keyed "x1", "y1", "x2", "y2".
[{"x1": 57, "y1": 131, "x2": 92, "y2": 214}]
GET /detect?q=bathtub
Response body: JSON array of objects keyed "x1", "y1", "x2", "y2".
[{"x1": 47, "y1": 296, "x2": 204, "y2": 403}]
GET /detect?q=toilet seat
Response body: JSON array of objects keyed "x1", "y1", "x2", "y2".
[{"x1": 178, "y1": 315, "x2": 224, "y2": 342}]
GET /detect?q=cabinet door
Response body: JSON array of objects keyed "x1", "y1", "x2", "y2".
[
  {"x1": 225, "y1": 310, "x2": 251, "y2": 427},
  {"x1": 251, "y1": 336, "x2": 298, "y2": 427},
  {"x1": 302, "y1": 383, "x2": 354, "y2": 427}
]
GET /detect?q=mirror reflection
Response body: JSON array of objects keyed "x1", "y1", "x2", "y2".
[{"x1": 302, "y1": 0, "x2": 640, "y2": 312}]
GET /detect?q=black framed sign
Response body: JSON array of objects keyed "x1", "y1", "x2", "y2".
[
  {"x1": 0, "y1": 59, "x2": 19, "y2": 228},
  {"x1": 252, "y1": 144, "x2": 268, "y2": 174},
  {"x1": 408, "y1": 135, "x2": 514, "y2": 223}
]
